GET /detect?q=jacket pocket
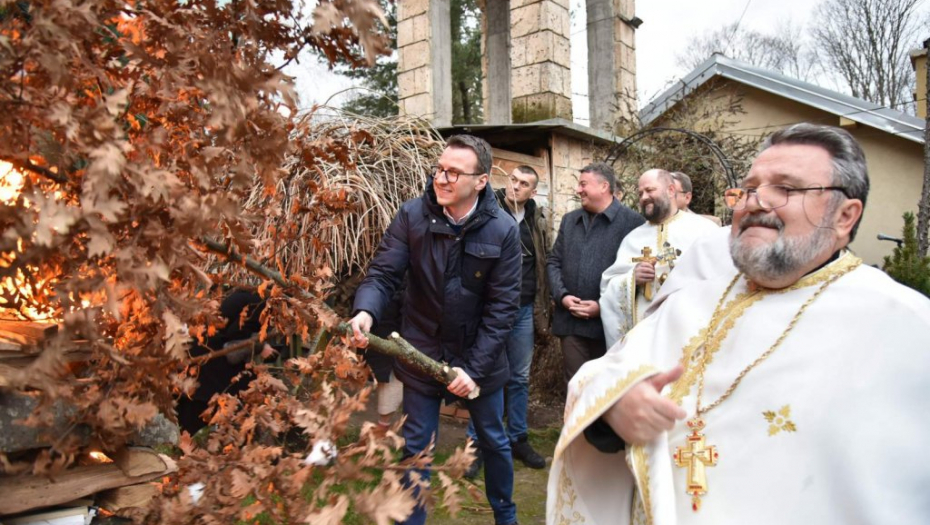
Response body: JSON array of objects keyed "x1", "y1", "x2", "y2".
[{"x1": 461, "y1": 241, "x2": 501, "y2": 293}]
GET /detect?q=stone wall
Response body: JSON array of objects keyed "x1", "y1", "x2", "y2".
[
  {"x1": 548, "y1": 133, "x2": 602, "y2": 230},
  {"x1": 397, "y1": 0, "x2": 451, "y2": 125}
]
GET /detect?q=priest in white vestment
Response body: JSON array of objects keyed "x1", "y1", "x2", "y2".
[
  {"x1": 600, "y1": 169, "x2": 719, "y2": 348},
  {"x1": 548, "y1": 123, "x2": 930, "y2": 525}
]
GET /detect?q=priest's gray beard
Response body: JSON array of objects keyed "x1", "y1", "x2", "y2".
[{"x1": 729, "y1": 212, "x2": 835, "y2": 283}]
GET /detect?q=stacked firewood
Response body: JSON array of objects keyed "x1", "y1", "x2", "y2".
[{"x1": 0, "y1": 320, "x2": 178, "y2": 522}]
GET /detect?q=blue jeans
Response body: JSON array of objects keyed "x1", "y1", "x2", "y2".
[
  {"x1": 400, "y1": 385, "x2": 516, "y2": 525},
  {"x1": 467, "y1": 303, "x2": 534, "y2": 443}
]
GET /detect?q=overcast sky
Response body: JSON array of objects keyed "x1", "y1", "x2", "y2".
[{"x1": 285, "y1": 0, "x2": 820, "y2": 122}]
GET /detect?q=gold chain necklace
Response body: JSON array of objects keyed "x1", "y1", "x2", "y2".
[{"x1": 674, "y1": 258, "x2": 860, "y2": 512}]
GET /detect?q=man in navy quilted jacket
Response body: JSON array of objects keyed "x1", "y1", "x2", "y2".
[{"x1": 349, "y1": 134, "x2": 522, "y2": 525}]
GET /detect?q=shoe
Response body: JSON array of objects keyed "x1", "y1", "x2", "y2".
[
  {"x1": 464, "y1": 447, "x2": 483, "y2": 479},
  {"x1": 512, "y1": 438, "x2": 546, "y2": 469}
]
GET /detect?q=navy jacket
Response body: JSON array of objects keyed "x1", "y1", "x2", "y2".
[{"x1": 353, "y1": 180, "x2": 522, "y2": 396}]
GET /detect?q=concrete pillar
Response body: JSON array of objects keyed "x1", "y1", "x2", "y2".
[
  {"x1": 397, "y1": 0, "x2": 452, "y2": 126},
  {"x1": 586, "y1": 0, "x2": 637, "y2": 130},
  {"x1": 482, "y1": 0, "x2": 512, "y2": 124},
  {"x1": 510, "y1": 0, "x2": 572, "y2": 122}
]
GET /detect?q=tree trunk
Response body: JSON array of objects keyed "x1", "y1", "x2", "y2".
[
  {"x1": 459, "y1": 80, "x2": 471, "y2": 123},
  {"x1": 918, "y1": 38, "x2": 930, "y2": 258}
]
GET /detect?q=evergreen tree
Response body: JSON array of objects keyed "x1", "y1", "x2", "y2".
[
  {"x1": 334, "y1": 0, "x2": 399, "y2": 118},
  {"x1": 322, "y1": 0, "x2": 484, "y2": 121},
  {"x1": 882, "y1": 212, "x2": 930, "y2": 297}
]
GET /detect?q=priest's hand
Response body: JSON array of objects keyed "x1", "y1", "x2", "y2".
[
  {"x1": 448, "y1": 367, "x2": 477, "y2": 398},
  {"x1": 349, "y1": 311, "x2": 373, "y2": 348},
  {"x1": 604, "y1": 365, "x2": 686, "y2": 445},
  {"x1": 634, "y1": 262, "x2": 656, "y2": 285}
]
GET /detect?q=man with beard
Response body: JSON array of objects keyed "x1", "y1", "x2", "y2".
[
  {"x1": 547, "y1": 124, "x2": 930, "y2": 525},
  {"x1": 599, "y1": 169, "x2": 718, "y2": 348}
]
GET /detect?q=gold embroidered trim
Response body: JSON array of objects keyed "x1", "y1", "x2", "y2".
[
  {"x1": 555, "y1": 466, "x2": 586, "y2": 524},
  {"x1": 669, "y1": 252, "x2": 861, "y2": 404},
  {"x1": 656, "y1": 211, "x2": 683, "y2": 249},
  {"x1": 631, "y1": 492, "x2": 649, "y2": 525},
  {"x1": 630, "y1": 445, "x2": 654, "y2": 525},
  {"x1": 626, "y1": 271, "x2": 638, "y2": 330},
  {"x1": 556, "y1": 364, "x2": 658, "y2": 458}
]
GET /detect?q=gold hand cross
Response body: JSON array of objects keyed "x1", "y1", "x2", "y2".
[{"x1": 631, "y1": 246, "x2": 658, "y2": 300}]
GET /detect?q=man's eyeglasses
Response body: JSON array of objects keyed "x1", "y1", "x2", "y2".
[
  {"x1": 433, "y1": 165, "x2": 482, "y2": 183},
  {"x1": 723, "y1": 184, "x2": 850, "y2": 211}
]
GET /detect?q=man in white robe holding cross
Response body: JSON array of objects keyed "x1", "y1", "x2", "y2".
[
  {"x1": 599, "y1": 169, "x2": 718, "y2": 349},
  {"x1": 548, "y1": 124, "x2": 930, "y2": 524}
]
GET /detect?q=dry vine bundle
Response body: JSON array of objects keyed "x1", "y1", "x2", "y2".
[{"x1": 228, "y1": 107, "x2": 443, "y2": 282}]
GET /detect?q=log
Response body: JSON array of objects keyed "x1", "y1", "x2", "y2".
[
  {"x1": 113, "y1": 447, "x2": 168, "y2": 478},
  {"x1": 0, "y1": 321, "x2": 58, "y2": 343},
  {"x1": 96, "y1": 482, "x2": 160, "y2": 513},
  {"x1": 0, "y1": 454, "x2": 175, "y2": 515}
]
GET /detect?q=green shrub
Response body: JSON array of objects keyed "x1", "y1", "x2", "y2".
[{"x1": 881, "y1": 212, "x2": 930, "y2": 297}]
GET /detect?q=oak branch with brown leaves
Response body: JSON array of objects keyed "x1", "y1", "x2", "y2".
[{"x1": 0, "y1": 1, "x2": 473, "y2": 523}]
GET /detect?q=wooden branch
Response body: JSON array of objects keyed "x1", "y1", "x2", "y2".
[
  {"x1": 189, "y1": 334, "x2": 263, "y2": 365},
  {"x1": 0, "y1": 156, "x2": 68, "y2": 185},
  {"x1": 200, "y1": 238, "x2": 466, "y2": 391}
]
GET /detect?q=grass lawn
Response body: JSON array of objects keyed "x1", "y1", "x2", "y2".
[{"x1": 425, "y1": 425, "x2": 561, "y2": 525}]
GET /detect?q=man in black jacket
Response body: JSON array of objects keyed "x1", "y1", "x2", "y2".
[
  {"x1": 349, "y1": 135, "x2": 522, "y2": 525},
  {"x1": 547, "y1": 162, "x2": 644, "y2": 382}
]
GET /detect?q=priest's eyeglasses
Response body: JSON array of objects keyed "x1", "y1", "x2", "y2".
[
  {"x1": 433, "y1": 165, "x2": 481, "y2": 183},
  {"x1": 723, "y1": 185, "x2": 850, "y2": 210}
]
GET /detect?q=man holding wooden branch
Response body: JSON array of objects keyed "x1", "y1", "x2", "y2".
[{"x1": 349, "y1": 134, "x2": 522, "y2": 525}]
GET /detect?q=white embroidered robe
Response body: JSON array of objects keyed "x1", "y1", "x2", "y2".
[
  {"x1": 549, "y1": 251, "x2": 930, "y2": 525},
  {"x1": 599, "y1": 211, "x2": 719, "y2": 348}
]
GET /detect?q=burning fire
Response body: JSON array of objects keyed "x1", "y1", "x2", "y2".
[
  {"x1": 88, "y1": 450, "x2": 114, "y2": 463},
  {"x1": 0, "y1": 161, "x2": 23, "y2": 203},
  {"x1": 0, "y1": 161, "x2": 56, "y2": 322},
  {"x1": 0, "y1": 162, "x2": 96, "y2": 322}
]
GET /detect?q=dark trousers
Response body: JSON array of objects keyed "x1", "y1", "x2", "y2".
[
  {"x1": 560, "y1": 334, "x2": 607, "y2": 383},
  {"x1": 400, "y1": 385, "x2": 516, "y2": 525}
]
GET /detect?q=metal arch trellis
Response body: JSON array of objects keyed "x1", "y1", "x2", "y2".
[{"x1": 603, "y1": 127, "x2": 739, "y2": 189}]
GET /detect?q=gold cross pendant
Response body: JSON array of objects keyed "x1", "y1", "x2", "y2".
[{"x1": 674, "y1": 417, "x2": 719, "y2": 512}]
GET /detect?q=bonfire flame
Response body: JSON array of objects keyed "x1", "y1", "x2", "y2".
[{"x1": 0, "y1": 161, "x2": 57, "y2": 322}]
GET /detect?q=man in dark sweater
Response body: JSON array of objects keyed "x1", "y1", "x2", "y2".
[{"x1": 546, "y1": 162, "x2": 644, "y2": 383}]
